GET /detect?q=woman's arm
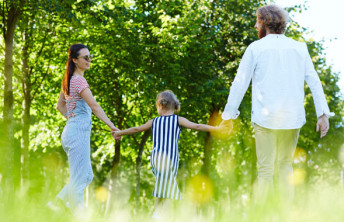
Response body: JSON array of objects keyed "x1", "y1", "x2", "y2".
[
  {"x1": 56, "y1": 91, "x2": 67, "y2": 118},
  {"x1": 80, "y1": 88, "x2": 118, "y2": 131},
  {"x1": 112, "y1": 119, "x2": 153, "y2": 137},
  {"x1": 178, "y1": 116, "x2": 218, "y2": 132}
]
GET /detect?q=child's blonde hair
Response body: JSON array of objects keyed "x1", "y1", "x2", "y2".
[{"x1": 156, "y1": 90, "x2": 180, "y2": 112}]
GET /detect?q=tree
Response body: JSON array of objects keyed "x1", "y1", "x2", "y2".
[{"x1": 1, "y1": 0, "x2": 25, "y2": 193}]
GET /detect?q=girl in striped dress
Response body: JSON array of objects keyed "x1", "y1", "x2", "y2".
[{"x1": 112, "y1": 90, "x2": 224, "y2": 216}]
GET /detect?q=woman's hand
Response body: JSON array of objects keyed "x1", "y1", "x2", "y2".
[{"x1": 110, "y1": 126, "x2": 121, "y2": 140}]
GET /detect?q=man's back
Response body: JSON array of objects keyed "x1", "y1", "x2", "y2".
[
  {"x1": 221, "y1": 4, "x2": 332, "y2": 207},
  {"x1": 248, "y1": 34, "x2": 309, "y2": 129},
  {"x1": 222, "y1": 33, "x2": 330, "y2": 129}
]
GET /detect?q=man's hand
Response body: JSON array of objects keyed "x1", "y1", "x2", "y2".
[
  {"x1": 316, "y1": 114, "x2": 329, "y2": 138},
  {"x1": 219, "y1": 119, "x2": 233, "y2": 133}
]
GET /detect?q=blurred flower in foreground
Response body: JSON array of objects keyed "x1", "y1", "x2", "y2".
[
  {"x1": 186, "y1": 174, "x2": 213, "y2": 204},
  {"x1": 293, "y1": 147, "x2": 307, "y2": 163},
  {"x1": 289, "y1": 168, "x2": 306, "y2": 186},
  {"x1": 96, "y1": 186, "x2": 109, "y2": 202}
]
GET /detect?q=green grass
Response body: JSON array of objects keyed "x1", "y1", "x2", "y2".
[{"x1": 1, "y1": 178, "x2": 344, "y2": 222}]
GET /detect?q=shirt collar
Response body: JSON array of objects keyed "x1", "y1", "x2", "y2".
[{"x1": 265, "y1": 34, "x2": 285, "y2": 38}]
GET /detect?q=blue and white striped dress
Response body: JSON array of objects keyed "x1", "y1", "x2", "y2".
[
  {"x1": 57, "y1": 76, "x2": 93, "y2": 209},
  {"x1": 150, "y1": 115, "x2": 182, "y2": 200}
]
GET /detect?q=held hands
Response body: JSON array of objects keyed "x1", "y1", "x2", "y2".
[
  {"x1": 220, "y1": 119, "x2": 233, "y2": 134},
  {"x1": 110, "y1": 126, "x2": 121, "y2": 140},
  {"x1": 211, "y1": 119, "x2": 233, "y2": 138},
  {"x1": 219, "y1": 119, "x2": 233, "y2": 131},
  {"x1": 316, "y1": 114, "x2": 329, "y2": 138},
  {"x1": 111, "y1": 130, "x2": 122, "y2": 139}
]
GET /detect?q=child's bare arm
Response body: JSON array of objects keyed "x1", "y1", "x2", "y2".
[
  {"x1": 178, "y1": 116, "x2": 218, "y2": 132},
  {"x1": 112, "y1": 119, "x2": 153, "y2": 137}
]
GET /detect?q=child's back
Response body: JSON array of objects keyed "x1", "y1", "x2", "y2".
[
  {"x1": 111, "y1": 90, "x2": 228, "y2": 217},
  {"x1": 151, "y1": 114, "x2": 182, "y2": 200}
]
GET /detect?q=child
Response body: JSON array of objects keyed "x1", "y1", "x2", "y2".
[{"x1": 112, "y1": 90, "x2": 227, "y2": 217}]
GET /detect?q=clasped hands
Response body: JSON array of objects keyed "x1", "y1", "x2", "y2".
[
  {"x1": 110, "y1": 126, "x2": 121, "y2": 140},
  {"x1": 212, "y1": 119, "x2": 233, "y2": 138}
]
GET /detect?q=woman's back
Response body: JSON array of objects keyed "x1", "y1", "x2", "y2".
[{"x1": 65, "y1": 76, "x2": 91, "y2": 120}]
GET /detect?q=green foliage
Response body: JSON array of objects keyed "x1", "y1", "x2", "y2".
[{"x1": 0, "y1": 0, "x2": 344, "y2": 219}]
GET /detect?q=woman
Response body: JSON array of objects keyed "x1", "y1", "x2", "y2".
[{"x1": 55, "y1": 44, "x2": 119, "y2": 210}]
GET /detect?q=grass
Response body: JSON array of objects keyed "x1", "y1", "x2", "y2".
[{"x1": 1, "y1": 176, "x2": 344, "y2": 222}]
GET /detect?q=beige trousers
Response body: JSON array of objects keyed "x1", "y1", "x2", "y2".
[{"x1": 254, "y1": 124, "x2": 300, "y2": 203}]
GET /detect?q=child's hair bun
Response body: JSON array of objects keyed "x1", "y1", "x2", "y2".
[
  {"x1": 156, "y1": 90, "x2": 180, "y2": 112},
  {"x1": 174, "y1": 100, "x2": 180, "y2": 112},
  {"x1": 160, "y1": 98, "x2": 170, "y2": 107}
]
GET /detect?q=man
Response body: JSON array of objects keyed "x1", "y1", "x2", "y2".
[{"x1": 221, "y1": 5, "x2": 333, "y2": 202}]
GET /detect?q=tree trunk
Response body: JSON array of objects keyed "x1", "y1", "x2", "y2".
[
  {"x1": 2, "y1": 2, "x2": 23, "y2": 194},
  {"x1": 135, "y1": 130, "x2": 151, "y2": 206},
  {"x1": 202, "y1": 110, "x2": 219, "y2": 176},
  {"x1": 202, "y1": 132, "x2": 212, "y2": 176},
  {"x1": 21, "y1": 29, "x2": 32, "y2": 185},
  {"x1": 111, "y1": 139, "x2": 121, "y2": 179}
]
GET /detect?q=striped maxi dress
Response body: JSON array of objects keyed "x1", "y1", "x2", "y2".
[{"x1": 150, "y1": 115, "x2": 182, "y2": 200}]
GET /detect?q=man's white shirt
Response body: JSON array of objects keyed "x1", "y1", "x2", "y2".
[{"x1": 222, "y1": 34, "x2": 334, "y2": 129}]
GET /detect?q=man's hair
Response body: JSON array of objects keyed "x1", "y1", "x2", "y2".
[{"x1": 257, "y1": 5, "x2": 289, "y2": 34}]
